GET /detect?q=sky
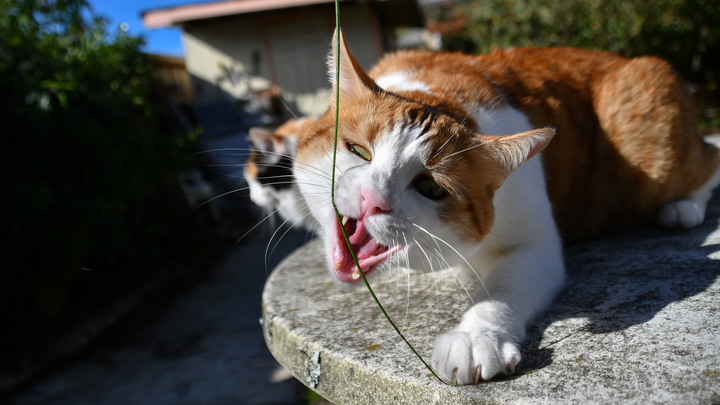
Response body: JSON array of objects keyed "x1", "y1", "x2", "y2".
[{"x1": 88, "y1": 0, "x2": 204, "y2": 56}]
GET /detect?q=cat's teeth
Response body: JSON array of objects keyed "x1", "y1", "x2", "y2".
[
  {"x1": 341, "y1": 216, "x2": 349, "y2": 226},
  {"x1": 351, "y1": 272, "x2": 360, "y2": 280}
]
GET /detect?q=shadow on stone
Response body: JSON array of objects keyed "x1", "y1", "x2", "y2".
[{"x1": 517, "y1": 189, "x2": 720, "y2": 375}]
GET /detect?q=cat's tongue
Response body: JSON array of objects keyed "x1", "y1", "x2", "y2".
[{"x1": 332, "y1": 215, "x2": 399, "y2": 283}]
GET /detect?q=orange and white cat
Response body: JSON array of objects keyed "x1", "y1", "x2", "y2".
[
  {"x1": 293, "y1": 31, "x2": 720, "y2": 384},
  {"x1": 245, "y1": 117, "x2": 317, "y2": 229}
]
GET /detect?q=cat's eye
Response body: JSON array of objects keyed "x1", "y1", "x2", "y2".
[
  {"x1": 347, "y1": 142, "x2": 372, "y2": 161},
  {"x1": 414, "y1": 175, "x2": 448, "y2": 200}
]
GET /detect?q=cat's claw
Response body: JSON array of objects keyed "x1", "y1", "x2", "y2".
[{"x1": 432, "y1": 328, "x2": 521, "y2": 384}]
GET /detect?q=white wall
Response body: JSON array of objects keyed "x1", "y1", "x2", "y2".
[
  {"x1": 182, "y1": 18, "x2": 271, "y2": 103},
  {"x1": 180, "y1": 5, "x2": 384, "y2": 117}
]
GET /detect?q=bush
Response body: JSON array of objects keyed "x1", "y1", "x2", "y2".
[
  {"x1": 426, "y1": 0, "x2": 720, "y2": 131},
  {"x1": 0, "y1": 0, "x2": 221, "y2": 372}
]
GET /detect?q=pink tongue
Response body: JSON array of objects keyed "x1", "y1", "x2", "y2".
[{"x1": 332, "y1": 216, "x2": 391, "y2": 282}]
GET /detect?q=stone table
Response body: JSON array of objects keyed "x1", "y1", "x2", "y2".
[{"x1": 263, "y1": 177, "x2": 720, "y2": 404}]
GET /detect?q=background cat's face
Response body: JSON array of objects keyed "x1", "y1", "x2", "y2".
[
  {"x1": 245, "y1": 117, "x2": 316, "y2": 229},
  {"x1": 295, "y1": 93, "x2": 505, "y2": 283},
  {"x1": 245, "y1": 126, "x2": 296, "y2": 211}
]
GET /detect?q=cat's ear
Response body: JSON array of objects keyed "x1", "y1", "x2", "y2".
[
  {"x1": 249, "y1": 127, "x2": 291, "y2": 156},
  {"x1": 249, "y1": 127, "x2": 275, "y2": 153},
  {"x1": 278, "y1": 132, "x2": 297, "y2": 155},
  {"x1": 477, "y1": 127, "x2": 555, "y2": 178},
  {"x1": 328, "y1": 28, "x2": 381, "y2": 101}
]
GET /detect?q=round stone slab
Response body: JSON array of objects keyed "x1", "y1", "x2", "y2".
[{"x1": 262, "y1": 194, "x2": 720, "y2": 404}]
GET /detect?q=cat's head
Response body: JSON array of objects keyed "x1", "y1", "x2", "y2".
[
  {"x1": 245, "y1": 117, "x2": 316, "y2": 228},
  {"x1": 294, "y1": 31, "x2": 553, "y2": 283}
]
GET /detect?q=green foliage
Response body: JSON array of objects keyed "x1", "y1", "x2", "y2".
[
  {"x1": 427, "y1": 0, "x2": 720, "y2": 131},
  {"x1": 0, "y1": 0, "x2": 221, "y2": 367}
]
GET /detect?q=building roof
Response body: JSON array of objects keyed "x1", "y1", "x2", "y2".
[{"x1": 142, "y1": 0, "x2": 342, "y2": 28}]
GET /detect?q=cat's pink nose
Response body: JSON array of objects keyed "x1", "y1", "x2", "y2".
[{"x1": 360, "y1": 187, "x2": 391, "y2": 218}]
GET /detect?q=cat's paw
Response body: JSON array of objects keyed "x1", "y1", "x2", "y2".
[
  {"x1": 657, "y1": 199, "x2": 704, "y2": 229},
  {"x1": 431, "y1": 328, "x2": 521, "y2": 384}
]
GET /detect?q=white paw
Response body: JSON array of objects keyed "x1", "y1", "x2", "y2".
[
  {"x1": 431, "y1": 328, "x2": 521, "y2": 384},
  {"x1": 657, "y1": 199, "x2": 704, "y2": 229}
]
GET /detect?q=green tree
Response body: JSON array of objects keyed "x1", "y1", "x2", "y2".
[
  {"x1": 427, "y1": 0, "x2": 719, "y2": 130},
  {"x1": 0, "y1": 0, "x2": 219, "y2": 372}
]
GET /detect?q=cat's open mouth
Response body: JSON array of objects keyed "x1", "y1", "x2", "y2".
[{"x1": 332, "y1": 215, "x2": 402, "y2": 283}]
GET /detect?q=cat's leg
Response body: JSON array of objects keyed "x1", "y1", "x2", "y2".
[
  {"x1": 431, "y1": 237, "x2": 564, "y2": 384},
  {"x1": 657, "y1": 160, "x2": 720, "y2": 229},
  {"x1": 432, "y1": 214, "x2": 564, "y2": 384}
]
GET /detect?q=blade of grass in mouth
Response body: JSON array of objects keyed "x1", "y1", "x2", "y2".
[{"x1": 329, "y1": 0, "x2": 451, "y2": 386}]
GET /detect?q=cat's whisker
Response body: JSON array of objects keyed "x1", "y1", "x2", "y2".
[
  {"x1": 294, "y1": 171, "x2": 334, "y2": 184},
  {"x1": 295, "y1": 161, "x2": 337, "y2": 180},
  {"x1": 383, "y1": 251, "x2": 396, "y2": 290},
  {"x1": 296, "y1": 163, "x2": 334, "y2": 177},
  {"x1": 193, "y1": 187, "x2": 248, "y2": 211},
  {"x1": 199, "y1": 146, "x2": 293, "y2": 157},
  {"x1": 252, "y1": 176, "x2": 295, "y2": 184},
  {"x1": 236, "y1": 206, "x2": 285, "y2": 244},
  {"x1": 215, "y1": 160, "x2": 294, "y2": 171},
  {"x1": 401, "y1": 232, "x2": 413, "y2": 332},
  {"x1": 413, "y1": 237, "x2": 442, "y2": 316},
  {"x1": 245, "y1": 160, "x2": 298, "y2": 169},
  {"x1": 413, "y1": 235, "x2": 475, "y2": 308},
  {"x1": 429, "y1": 130, "x2": 457, "y2": 162},
  {"x1": 444, "y1": 142, "x2": 485, "y2": 160},
  {"x1": 197, "y1": 148, "x2": 296, "y2": 164},
  {"x1": 420, "y1": 237, "x2": 477, "y2": 306},
  {"x1": 412, "y1": 223, "x2": 486, "y2": 303},
  {"x1": 250, "y1": 179, "x2": 323, "y2": 191},
  {"x1": 290, "y1": 189, "x2": 329, "y2": 199},
  {"x1": 291, "y1": 198, "x2": 320, "y2": 224},
  {"x1": 277, "y1": 96, "x2": 298, "y2": 119},
  {"x1": 263, "y1": 214, "x2": 305, "y2": 275},
  {"x1": 412, "y1": 233, "x2": 470, "y2": 304},
  {"x1": 194, "y1": 147, "x2": 253, "y2": 156}
]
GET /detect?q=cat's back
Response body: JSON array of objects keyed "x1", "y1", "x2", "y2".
[
  {"x1": 370, "y1": 47, "x2": 623, "y2": 91},
  {"x1": 484, "y1": 48, "x2": 718, "y2": 240}
]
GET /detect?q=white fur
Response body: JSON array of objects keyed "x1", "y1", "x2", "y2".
[
  {"x1": 657, "y1": 153, "x2": 720, "y2": 229},
  {"x1": 246, "y1": 174, "x2": 316, "y2": 230},
  {"x1": 375, "y1": 72, "x2": 432, "y2": 94}
]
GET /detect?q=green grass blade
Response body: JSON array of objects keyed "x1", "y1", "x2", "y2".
[{"x1": 329, "y1": 0, "x2": 451, "y2": 386}]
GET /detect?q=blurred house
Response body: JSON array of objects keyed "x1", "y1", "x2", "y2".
[{"x1": 142, "y1": 0, "x2": 425, "y2": 120}]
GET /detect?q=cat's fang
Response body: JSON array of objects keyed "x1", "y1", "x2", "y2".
[
  {"x1": 332, "y1": 245, "x2": 344, "y2": 270},
  {"x1": 341, "y1": 215, "x2": 349, "y2": 225}
]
